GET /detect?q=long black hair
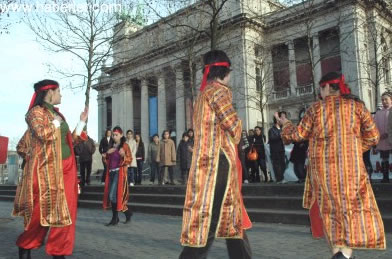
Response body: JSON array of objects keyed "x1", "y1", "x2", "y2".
[
  {"x1": 135, "y1": 132, "x2": 143, "y2": 144},
  {"x1": 32, "y1": 79, "x2": 59, "y2": 108},
  {"x1": 113, "y1": 126, "x2": 126, "y2": 150},
  {"x1": 203, "y1": 50, "x2": 231, "y2": 81},
  {"x1": 319, "y1": 72, "x2": 363, "y2": 103}
]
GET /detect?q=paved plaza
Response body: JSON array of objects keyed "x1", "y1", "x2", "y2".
[{"x1": 0, "y1": 201, "x2": 390, "y2": 259}]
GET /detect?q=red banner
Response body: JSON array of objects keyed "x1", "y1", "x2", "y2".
[{"x1": 0, "y1": 136, "x2": 9, "y2": 164}]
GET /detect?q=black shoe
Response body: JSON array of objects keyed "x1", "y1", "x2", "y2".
[
  {"x1": 105, "y1": 217, "x2": 119, "y2": 226},
  {"x1": 18, "y1": 247, "x2": 31, "y2": 259},
  {"x1": 331, "y1": 252, "x2": 354, "y2": 259},
  {"x1": 53, "y1": 256, "x2": 65, "y2": 259},
  {"x1": 124, "y1": 210, "x2": 133, "y2": 224}
]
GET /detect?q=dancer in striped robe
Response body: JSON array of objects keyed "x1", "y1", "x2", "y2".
[
  {"x1": 180, "y1": 50, "x2": 252, "y2": 259},
  {"x1": 277, "y1": 72, "x2": 386, "y2": 259}
]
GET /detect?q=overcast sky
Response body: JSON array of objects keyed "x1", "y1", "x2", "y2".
[{"x1": 0, "y1": 14, "x2": 99, "y2": 149}]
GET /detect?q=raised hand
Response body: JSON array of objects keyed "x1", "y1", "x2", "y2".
[
  {"x1": 54, "y1": 115, "x2": 63, "y2": 123},
  {"x1": 80, "y1": 106, "x2": 89, "y2": 122}
]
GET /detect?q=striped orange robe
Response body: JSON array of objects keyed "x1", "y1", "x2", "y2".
[
  {"x1": 281, "y1": 95, "x2": 386, "y2": 249},
  {"x1": 181, "y1": 81, "x2": 251, "y2": 247},
  {"x1": 13, "y1": 106, "x2": 82, "y2": 229},
  {"x1": 102, "y1": 143, "x2": 132, "y2": 212}
]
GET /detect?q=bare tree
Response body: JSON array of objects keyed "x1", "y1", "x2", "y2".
[
  {"x1": 0, "y1": 0, "x2": 23, "y2": 35},
  {"x1": 361, "y1": 5, "x2": 392, "y2": 108},
  {"x1": 25, "y1": 0, "x2": 140, "y2": 124}
]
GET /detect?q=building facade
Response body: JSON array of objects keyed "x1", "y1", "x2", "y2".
[{"x1": 93, "y1": 0, "x2": 392, "y2": 145}]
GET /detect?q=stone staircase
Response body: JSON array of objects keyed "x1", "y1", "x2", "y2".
[{"x1": 1, "y1": 183, "x2": 391, "y2": 232}]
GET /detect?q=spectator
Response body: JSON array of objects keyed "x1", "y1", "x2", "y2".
[
  {"x1": 239, "y1": 130, "x2": 250, "y2": 184},
  {"x1": 374, "y1": 91, "x2": 392, "y2": 183},
  {"x1": 147, "y1": 134, "x2": 160, "y2": 184},
  {"x1": 134, "y1": 133, "x2": 145, "y2": 185},
  {"x1": 269, "y1": 112, "x2": 287, "y2": 183},
  {"x1": 157, "y1": 130, "x2": 176, "y2": 185},
  {"x1": 249, "y1": 126, "x2": 267, "y2": 182},
  {"x1": 99, "y1": 129, "x2": 114, "y2": 185},
  {"x1": 177, "y1": 132, "x2": 192, "y2": 184},
  {"x1": 126, "y1": 130, "x2": 137, "y2": 186},
  {"x1": 75, "y1": 136, "x2": 96, "y2": 187},
  {"x1": 248, "y1": 129, "x2": 254, "y2": 139},
  {"x1": 290, "y1": 140, "x2": 308, "y2": 183}
]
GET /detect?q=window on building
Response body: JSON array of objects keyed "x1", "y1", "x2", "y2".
[
  {"x1": 105, "y1": 96, "x2": 112, "y2": 129},
  {"x1": 272, "y1": 44, "x2": 289, "y2": 91},
  {"x1": 294, "y1": 37, "x2": 313, "y2": 87}
]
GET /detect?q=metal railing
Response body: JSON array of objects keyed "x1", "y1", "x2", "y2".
[
  {"x1": 273, "y1": 89, "x2": 291, "y2": 100},
  {"x1": 295, "y1": 85, "x2": 313, "y2": 96}
]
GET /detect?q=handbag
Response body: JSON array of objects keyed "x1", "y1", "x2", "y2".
[{"x1": 247, "y1": 145, "x2": 258, "y2": 161}]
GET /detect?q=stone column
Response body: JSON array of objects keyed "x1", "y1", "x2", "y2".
[
  {"x1": 111, "y1": 86, "x2": 120, "y2": 127},
  {"x1": 288, "y1": 40, "x2": 298, "y2": 95},
  {"x1": 157, "y1": 73, "x2": 167, "y2": 135},
  {"x1": 97, "y1": 94, "x2": 104, "y2": 140},
  {"x1": 140, "y1": 78, "x2": 150, "y2": 147},
  {"x1": 175, "y1": 66, "x2": 185, "y2": 146},
  {"x1": 123, "y1": 81, "x2": 134, "y2": 132},
  {"x1": 312, "y1": 34, "x2": 322, "y2": 88}
]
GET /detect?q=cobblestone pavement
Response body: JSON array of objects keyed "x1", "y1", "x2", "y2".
[{"x1": 0, "y1": 201, "x2": 390, "y2": 259}]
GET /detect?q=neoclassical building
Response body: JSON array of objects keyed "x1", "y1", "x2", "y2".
[{"x1": 94, "y1": 0, "x2": 392, "y2": 146}]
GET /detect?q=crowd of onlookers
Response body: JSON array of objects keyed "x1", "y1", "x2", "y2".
[
  {"x1": 97, "y1": 128, "x2": 195, "y2": 186},
  {"x1": 76, "y1": 92, "x2": 392, "y2": 187},
  {"x1": 91, "y1": 116, "x2": 309, "y2": 186}
]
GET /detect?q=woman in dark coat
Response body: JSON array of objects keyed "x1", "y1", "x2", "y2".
[
  {"x1": 177, "y1": 133, "x2": 192, "y2": 184},
  {"x1": 134, "y1": 133, "x2": 145, "y2": 185}
]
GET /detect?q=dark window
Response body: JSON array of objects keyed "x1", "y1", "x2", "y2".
[{"x1": 105, "y1": 96, "x2": 112, "y2": 129}]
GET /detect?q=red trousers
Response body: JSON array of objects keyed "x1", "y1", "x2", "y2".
[
  {"x1": 16, "y1": 155, "x2": 78, "y2": 256},
  {"x1": 310, "y1": 201, "x2": 324, "y2": 239}
]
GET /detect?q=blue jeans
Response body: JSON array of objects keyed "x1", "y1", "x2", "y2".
[
  {"x1": 108, "y1": 169, "x2": 119, "y2": 203},
  {"x1": 127, "y1": 167, "x2": 136, "y2": 185},
  {"x1": 135, "y1": 160, "x2": 144, "y2": 184}
]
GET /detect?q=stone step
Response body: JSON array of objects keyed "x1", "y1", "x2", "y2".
[
  {"x1": 2, "y1": 183, "x2": 392, "y2": 196},
  {"x1": 77, "y1": 200, "x2": 392, "y2": 230},
  {"x1": 2, "y1": 192, "x2": 391, "y2": 232}
]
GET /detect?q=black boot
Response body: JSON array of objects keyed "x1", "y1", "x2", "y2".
[
  {"x1": 18, "y1": 247, "x2": 31, "y2": 259},
  {"x1": 381, "y1": 161, "x2": 390, "y2": 183},
  {"x1": 105, "y1": 203, "x2": 119, "y2": 226},
  {"x1": 124, "y1": 209, "x2": 133, "y2": 224},
  {"x1": 331, "y1": 251, "x2": 354, "y2": 259}
]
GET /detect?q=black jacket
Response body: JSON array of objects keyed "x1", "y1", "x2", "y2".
[
  {"x1": 268, "y1": 126, "x2": 285, "y2": 157},
  {"x1": 99, "y1": 136, "x2": 114, "y2": 154},
  {"x1": 250, "y1": 134, "x2": 266, "y2": 159},
  {"x1": 177, "y1": 140, "x2": 192, "y2": 170},
  {"x1": 136, "y1": 142, "x2": 145, "y2": 161},
  {"x1": 290, "y1": 141, "x2": 309, "y2": 164},
  {"x1": 75, "y1": 137, "x2": 96, "y2": 162}
]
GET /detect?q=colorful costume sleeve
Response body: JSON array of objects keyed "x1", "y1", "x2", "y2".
[
  {"x1": 281, "y1": 106, "x2": 314, "y2": 144},
  {"x1": 16, "y1": 131, "x2": 30, "y2": 158},
  {"x1": 359, "y1": 103, "x2": 380, "y2": 152},
  {"x1": 26, "y1": 107, "x2": 57, "y2": 142},
  {"x1": 210, "y1": 86, "x2": 242, "y2": 143}
]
